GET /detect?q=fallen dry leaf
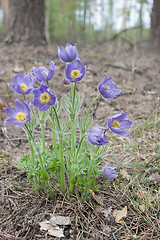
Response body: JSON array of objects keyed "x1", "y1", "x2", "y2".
[
  {"x1": 148, "y1": 173, "x2": 160, "y2": 181},
  {"x1": 39, "y1": 220, "x2": 64, "y2": 238},
  {"x1": 139, "y1": 204, "x2": 145, "y2": 212},
  {"x1": 48, "y1": 227, "x2": 64, "y2": 238},
  {"x1": 120, "y1": 168, "x2": 130, "y2": 180},
  {"x1": 136, "y1": 188, "x2": 147, "y2": 199},
  {"x1": 39, "y1": 214, "x2": 71, "y2": 238},
  {"x1": 146, "y1": 193, "x2": 157, "y2": 202},
  {"x1": 50, "y1": 215, "x2": 71, "y2": 226},
  {"x1": 89, "y1": 189, "x2": 104, "y2": 206},
  {"x1": 96, "y1": 206, "x2": 112, "y2": 220},
  {"x1": 137, "y1": 189, "x2": 156, "y2": 202},
  {"x1": 113, "y1": 206, "x2": 127, "y2": 224}
]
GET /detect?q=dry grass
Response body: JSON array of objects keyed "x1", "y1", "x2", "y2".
[{"x1": 0, "y1": 114, "x2": 159, "y2": 240}]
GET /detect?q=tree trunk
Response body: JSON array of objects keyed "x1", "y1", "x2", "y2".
[
  {"x1": 2, "y1": 0, "x2": 9, "y2": 30},
  {"x1": 150, "y1": 0, "x2": 160, "y2": 51},
  {"x1": 5, "y1": 0, "x2": 46, "y2": 46}
]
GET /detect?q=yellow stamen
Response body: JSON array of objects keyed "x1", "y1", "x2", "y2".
[
  {"x1": 70, "y1": 69, "x2": 81, "y2": 79},
  {"x1": 20, "y1": 83, "x2": 29, "y2": 93},
  {"x1": 111, "y1": 119, "x2": 120, "y2": 128},
  {"x1": 16, "y1": 112, "x2": 26, "y2": 122},
  {"x1": 40, "y1": 92, "x2": 51, "y2": 104},
  {"x1": 106, "y1": 86, "x2": 110, "y2": 90},
  {"x1": 44, "y1": 71, "x2": 48, "y2": 76}
]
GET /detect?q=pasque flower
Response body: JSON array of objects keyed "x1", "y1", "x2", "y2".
[
  {"x1": 58, "y1": 43, "x2": 78, "y2": 62},
  {"x1": 4, "y1": 99, "x2": 31, "y2": 127},
  {"x1": 98, "y1": 76, "x2": 122, "y2": 99},
  {"x1": 104, "y1": 167, "x2": 118, "y2": 179},
  {"x1": 64, "y1": 58, "x2": 88, "y2": 83},
  {"x1": 32, "y1": 61, "x2": 55, "y2": 83},
  {"x1": 7, "y1": 73, "x2": 35, "y2": 95},
  {"x1": 108, "y1": 112, "x2": 132, "y2": 136},
  {"x1": 30, "y1": 84, "x2": 58, "y2": 111},
  {"x1": 88, "y1": 126, "x2": 108, "y2": 145}
]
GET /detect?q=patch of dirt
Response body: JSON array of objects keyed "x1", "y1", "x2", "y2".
[{"x1": 0, "y1": 42, "x2": 160, "y2": 239}]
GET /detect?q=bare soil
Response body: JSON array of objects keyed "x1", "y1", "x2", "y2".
[{"x1": 0, "y1": 42, "x2": 159, "y2": 240}]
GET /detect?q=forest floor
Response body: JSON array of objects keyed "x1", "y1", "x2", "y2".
[{"x1": 0, "y1": 41, "x2": 160, "y2": 240}]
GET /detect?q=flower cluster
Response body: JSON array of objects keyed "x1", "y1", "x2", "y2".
[{"x1": 4, "y1": 43, "x2": 132, "y2": 200}]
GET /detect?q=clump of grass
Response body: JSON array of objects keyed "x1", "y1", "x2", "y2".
[{"x1": 102, "y1": 106, "x2": 160, "y2": 238}]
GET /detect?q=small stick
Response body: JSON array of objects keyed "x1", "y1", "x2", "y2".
[{"x1": 8, "y1": 198, "x2": 16, "y2": 240}]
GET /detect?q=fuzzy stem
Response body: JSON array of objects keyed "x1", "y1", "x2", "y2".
[
  {"x1": 82, "y1": 154, "x2": 94, "y2": 202},
  {"x1": 23, "y1": 95, "x2": 27, "y2": 101},
  {"x1": 69, "y1": 83, "x2": 77, "y2": 194},
  {"x1": 39, "y1": 112, "x2": 45, "y2": 151},
  {"x1": 52, "y1": 130, "x2": 57, "y2": 152},
  {"x1": 83, "y1": 94, "x2": 101, "y2": 132},
  {"x1": 52, "y1": 106, "x2": 66, "y2": 194},
  {"x1": 49, "y1": 107, "x2": 57, "y2": 152},
  {"x1": 71, "y1": 120, "x2": 76, "y2": 156},
  {"x1": 28, "y1": 136, "x2": 39, "y2": 194},
  {"x1": 24, "y1": 125, "x2": 54, "y2": 199},
  {"x1": 59, "y1": 136, "x2": 66, "y2": 194},
  {"x1": 70, "y1": 83, "x2": 76, "y2": 156}
]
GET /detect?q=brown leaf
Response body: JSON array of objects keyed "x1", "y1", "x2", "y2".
[
  {"x1": 39, "y1": 214, "x2": 71, "y2": 238},
  {"x1": 89, "y1": 189, "x2": 104, "y2": 206},
  {"x1": 120, "y1": 168, "x2": 130, "y2": 180},
  {"x1": 50, "y1": 215, "x2": 71, "y2": 226},
  {"x1": 96, "y1": 206, "x2": 112, "y2": 220},
  {"x1": 137, "y1": 189, "x2": 156, "y2": 202},
  {"x1": 48, "y1": 227, "x2": 64, "y2": 238},
  {"x1": 39, "y1": 220, "x2": 64, "y2": 238},
  {"x1": 136, "y1": 188, "x2": 147, "y2": 199},
  {"x1": 139, "y1": 204, "x2": 145, "y2": 212},
  {"x1": 148, "y1": 173, "x2": 160, "y2": 181},
  {"x1": 146, "y1": 193, "x2": 157, "y2": 202},
  {"x1": 113, "y1": 206, "x2": 127, "y2": 224}
]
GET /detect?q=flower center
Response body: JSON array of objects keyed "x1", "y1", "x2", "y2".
[
  {"x1": 43, "y1": 71, "x2": 48, "y2": 76},
  {"x1": 20, "y1": 83, "x2": 29, "y2": 93},
  {"x1": 16, "y1": 112, "x2": 26, "y2": 122},
  {"x1": 106, "y1": 86, "x2": 110, "y2": 91},
  {"x1": 111, "y1": 119, "x2": 120, "y2": 128},
  {"x1": 70, "y1": 69, "x2": 81, "y2": 79},
  {"x1": 40, "y1": 92, "x2": 51, "y2": 103}
]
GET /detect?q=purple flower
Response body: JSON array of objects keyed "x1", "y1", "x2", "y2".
[
  {"x1": 108, "y1": 112, "x2": 132, "y2": 136},
  {"x1": 30, "y1": 84, "x2": 58, "y2": 111},
  {"x1": 32, "y1": 61, "x2": 55, "y2": 83},
  {"x1": 104, "y1": 167, "x2": 118, "y2": 179},
  {"x1": 4, "y1": 99, "x2": 31, "y2": 127},
  {"x1": 98, "y1": 76, "x2": 122, "y2": 99},
  {"x1": 64, "y1": 58, "x2": 88, "y2": 83},
  {"x1": 7, "y1": 73, "x2": 35, "y2": 95},
  {"x1": 88, "y1": 126, "x2": 108, "y2": 145},
  {"x1": 58, "y1": 43, "x2": 78, "y2": 62}
]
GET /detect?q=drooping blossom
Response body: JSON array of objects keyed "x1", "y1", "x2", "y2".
[
  {"x1": 98, "y1": 76, "x2": 122, "y2": 99},
  {"x1": 88, "y1": 126, "x2": 108, "y2": 145},
  {"x1": 108, "y1": 112, "x2": 132, "y2": 136},
  {"x1": 58, "y1": 43, "x2": 78, "y2": 62},
  {"x1": 32, "y1": 61, "x2": 55, "y2": 83},
  {"x1": 30, "y1": 84, "x2": 58, "y2": 111},
  {"x1": 64, "y1": 58, "x2": 88, "y2": 83},
  {"x1": 4, "y1": 99, "x2": 31, "y2": 127},
  {"x1": 104, "y1": 167, "x2": 118, "y2": 179},
  {"x1": 7, "y1": 73, "x2": 35, "y2": 95}
]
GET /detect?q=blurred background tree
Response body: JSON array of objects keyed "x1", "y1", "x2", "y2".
[
  {"x1": 0, "y1": 0, "x2": 159, "y2": 51},
  {"x1": 4, "y1": 0, "x2": 46, "y2": 46},
  {"x1": 150, "y1": 0, "x2": 160, "y2": 50}
]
